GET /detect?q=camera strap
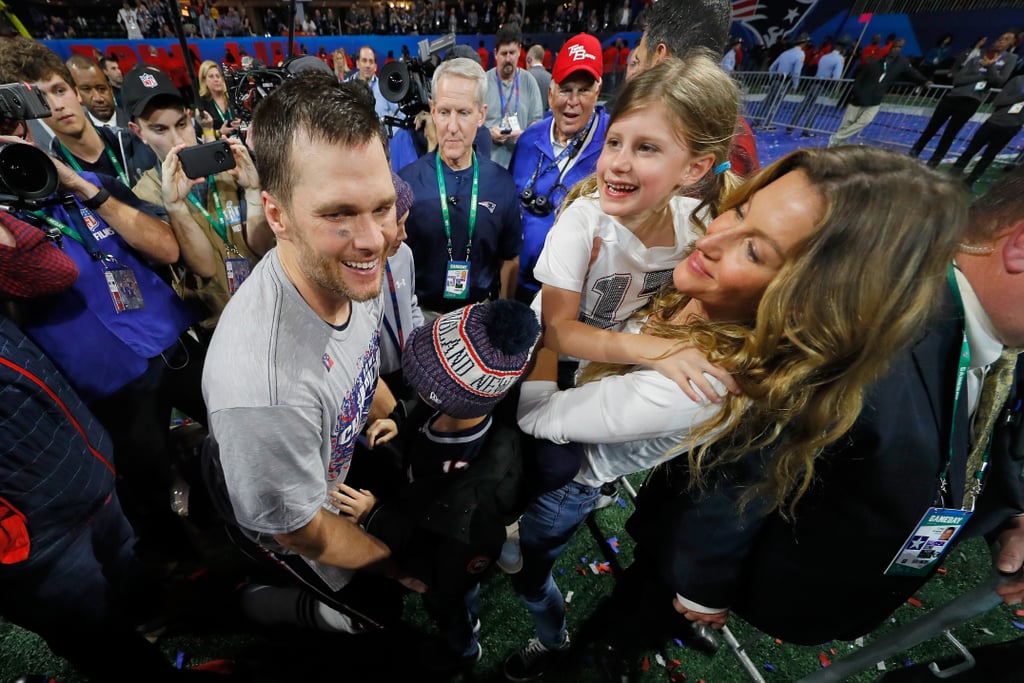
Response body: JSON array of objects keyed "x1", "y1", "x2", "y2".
[
  {"x1": 524, "y1": 111, "x2": 598, "y2": 195},
  {"x1": 23, "y1": 195, "x2": 106, "y2": 260},
  {"x1": 436, "y1": 151, "x2": 479, "y2": 262},
  {"x1": 57, "y1": 135, "x2": 129, "y2": 188}
]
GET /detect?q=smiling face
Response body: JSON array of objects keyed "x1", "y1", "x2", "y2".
[
  {"x1": 431, "y1": 74, "x2": 486, "y2": 170},
  {"x1": 550, "y1": 73, "x2": 599, "y2": 145},
  {"x1": 674, "y1": 170, "x2": 823, "y2": 321},
  {"x1": 266, "y1": 136, "x2": 397, "y2": 306},
  {"x1": 595, "y1": 102, "x2": 711, "y2": 232},
  {"x1": 36, "y1": 73, "x2": 89, "y2": 140}
]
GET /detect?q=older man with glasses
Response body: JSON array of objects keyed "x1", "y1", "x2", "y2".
[{"x1": 509, "y1": 33, "x2": 608, "y2": 303}]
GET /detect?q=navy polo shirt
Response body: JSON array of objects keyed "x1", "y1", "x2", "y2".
[{"x1": 400, "y1": 151, "x2": 523, "y2": 313}]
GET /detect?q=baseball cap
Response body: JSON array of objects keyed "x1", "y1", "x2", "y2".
[
  {"x1": 552, "y1": 33, "x2": 603, "y2": 84},
  {"x1": 122, "y1": 64, "x2": 183, "y2": 117}
]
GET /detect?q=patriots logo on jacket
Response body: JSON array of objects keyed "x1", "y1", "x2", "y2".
[{"x1": 478, "y1": 201, "x2": 497, "y2": 214}]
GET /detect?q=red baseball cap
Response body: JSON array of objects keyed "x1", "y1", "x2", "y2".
[{"x1": 552, "y1": 33, "x2": 603, "y2": 84}]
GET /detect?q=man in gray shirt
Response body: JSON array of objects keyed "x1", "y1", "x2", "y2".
[
  {"x1": 203, "y1": 72, "x2": 415, "y2": 633},
  {"x1": 485, "y1": 22, "x2": 544, "y2": 168}
]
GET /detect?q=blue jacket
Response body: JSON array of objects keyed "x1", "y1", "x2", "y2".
[{"x1": 509, "y1": 107, "x2": 609, "y2": 294}]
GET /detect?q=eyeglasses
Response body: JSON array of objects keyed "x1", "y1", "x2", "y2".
[{"x1": 552, "y1": 85, "x2": 598, "y2": 103}]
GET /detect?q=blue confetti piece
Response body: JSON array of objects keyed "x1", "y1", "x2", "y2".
[
  {"x1": 617, "y1": 497, "x2": 627, "y2": 508},
  {"x1": 558, "y1": 568, "x2": 565, "y2": 575},
  {"x1": 1012, "y1": 621, "x2": 1024, "y2": 630},
  {"x1": 175, "y1": 652, "x2": 185, "y2": 669},
  {"x1": 764, "y1": 663, "x2": 776, "y2": 672},
  {"x1": 674, "y1": 638, "x2": 684, "y2": 648},
  {"x1": 581, "y1": 557, "x2": 587, "y2": 563},
  {"x1": 904, "y1": 659, "x2": 914, "y2": 667}
]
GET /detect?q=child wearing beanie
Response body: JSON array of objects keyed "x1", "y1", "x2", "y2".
[{"x1": 329, "y1": 298, "x2": 540, "y2": 672}]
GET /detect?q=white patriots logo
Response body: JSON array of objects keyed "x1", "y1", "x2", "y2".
[
  {"x1": 732, "y1": 0, "x2": 819, "y2": 48},
  {"x1": 478, "y1": 201, "x2": 497, "y2": 214}
]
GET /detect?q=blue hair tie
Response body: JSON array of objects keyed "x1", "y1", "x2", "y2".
[{"x1": 714, "y1": 161, "x2": 732, "y2": 176}]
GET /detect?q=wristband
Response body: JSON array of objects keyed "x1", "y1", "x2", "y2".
[{"x1": 82, "y1": 186, "x2": 110, "y2": 210}]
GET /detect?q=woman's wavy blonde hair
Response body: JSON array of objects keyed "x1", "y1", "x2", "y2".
[
  {"x1": 562, "y1": 53, "x2": 742, "y2": 231},
  {"x1": 198, "y1": 60, "x2": 224, "y2": 98},
  {"x1": 585, "y1": 146, "x2": 968, "y2": 518},
  {"x1": 333, "y1": 48, "x2": 351, "y2": 79}
]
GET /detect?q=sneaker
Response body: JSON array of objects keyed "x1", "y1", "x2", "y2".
[{"x1": 503, "y1": 635, "x2": 571, "y2": 681}]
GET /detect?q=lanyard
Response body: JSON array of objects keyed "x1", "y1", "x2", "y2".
[
  {"x1": 383, "y1": 260, "x2": 404, "y2": 351},
  {"x1": 495, "y1": 70, "x2": 520, "y2": 118},
  {"x1": 186, "y1": 177, "x2": 232, "y2": 245},
  {"x1": 58, "y1": 134, "x2": 129, "y2": 188},
  {"x1": 212, "y1": 97, "x2": 233, "y2": 124},
  {"x1": 25, "y1": 195, "x2": 108, "y2": 260},
  {"x1": 939, "y1": 265, "x2": 987, "y2": 509},
  {"x1": 435, "y1": 151, "x2": 478, "y2": 262},
  {"x1": 524, "y1": 111, "x2": 598, "y2": 194}
]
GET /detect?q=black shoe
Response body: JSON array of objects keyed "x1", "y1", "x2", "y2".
[
  {"x1": 679, "y1": 622, "x2": 720, "y2": 656},
  {"x1": 593, "y1": 643, "x2": 639, "y2": 683},
  {"x1": 503, "y1": 635, "x2": 571, "y2": 681}
]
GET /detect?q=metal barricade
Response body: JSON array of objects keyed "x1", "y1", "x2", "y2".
[{"x1": 734, "y1": 71, "x2": 1024, "y2": 173}]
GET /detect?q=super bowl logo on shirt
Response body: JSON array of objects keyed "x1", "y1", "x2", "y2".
[{"x1": 732, "y1": 0, "x2": 821, "y2": 48}]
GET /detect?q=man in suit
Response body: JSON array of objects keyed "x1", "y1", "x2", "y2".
[{"x1": 629, "y1": 167, "x2": 1024, "y2": 648}]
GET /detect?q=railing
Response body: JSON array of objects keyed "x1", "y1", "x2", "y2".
[{"x1": 733, "y1": 71, "x2": 1024, "y2": 171}]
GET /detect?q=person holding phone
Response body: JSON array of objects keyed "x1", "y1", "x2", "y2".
[
  {"x1": 125, "y1": 65, "x2": 274, "y2": 334},
  {"x1": 198, "y1": 60, "x2": 241, "y2": 140}
]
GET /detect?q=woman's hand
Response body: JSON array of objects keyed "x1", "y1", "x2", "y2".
[
  {"x1": 643, "y1": 338, "x2": 739, "y2": 403},
  {"x1": 220, "y1": 117, "x2": 241, "y2": 138},
  {"x1": 672, "y1": 597, "x2": 730, "y2": 630},
  {"x1": 327, "y1": 483, "x2": 377, "y2": 525},
  {"x1": 365, "y1": 418, "x2": 398, "y2": 448}
]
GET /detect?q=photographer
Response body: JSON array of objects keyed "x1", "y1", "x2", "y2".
[
  {"x1": 509, "y1": 34, "x2": 608, "y2": 302},
  {"x1": 1, "y1": 44, "x2": 207, "y2": 546},
  {"x1": 2, "y1": 38, "x2": 155, "y2": 188},
  {"x1": 126, "y1": 65, "x2": 272, "y2": 333}
]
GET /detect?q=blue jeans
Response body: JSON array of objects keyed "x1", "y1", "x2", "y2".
[{"x1": 511, "y1": 480, "x2": 601, "y2": 648}]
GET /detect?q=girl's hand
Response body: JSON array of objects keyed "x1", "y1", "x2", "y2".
[
  {"x1": 366, "y1": 418, "x2": 398, "y2": 448},
  {"x1": 328, "y1": 483, "x2": 377, "y2": 524},
  {"x1": 672, "y1": 597, "x2": 730, "y2": 630},
  {"x1": 644, "y1": 339, "x2": 739, "y2": 403}
]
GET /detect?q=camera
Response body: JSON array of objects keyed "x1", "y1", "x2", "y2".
[
  {"x1": 224, "y1": 55, "x2": 333, "y2": 125},
  {"x1": 520, "y1": 187, "x2": 554, "y2": 217},
  {"x1": 178, "y1": 140, "x2": 236, "y2": 180},
  {"x1": 0, "y1": 83, "x2": 59, "y2": 205},
  {"x1": 379, "y1": 34, "x2": 456, "y2": 128}
]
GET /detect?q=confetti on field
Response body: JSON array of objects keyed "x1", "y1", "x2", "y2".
[
  {"x1": 854, "y1": 637, "x2": 865, "y2": 647},
  {"x1": 904, "y1": 660, "x2": 915, "y2": 667},
  {"x1": 907, "y1": 597, "x2": 923, "y2": 608},
  {"x1": 763, "y1": 663, "x2": 776, "y2": 672},
  {"x1": 565, "y1": 590, "x2": 574, "y2": 604},
  {"x1": 575, "y1": 566, "x2": 587, "y2": 576},
  {"x1": 674, "y1": 638, "x2": 684, "y2": 648},
  {"x1": 668, "y1": 659, "x2": 681, "y2": 670},
  {"x1": 937, "y1": 568, "x2": 948, "y2": 575},
  {"x1": 175, "y1": 652, "x2": 185, "y2": 669},
  {"x1": 774, "y1": 638, "x2": 783, "y2": 644},
  {"x1": 607, "y1": 537, "x2": 620, "y2": 553},
  {"x1": 655, "y1": 653, "x2": 666, "y2": 667},
  {"x1": 819, "y1": 652, "x2": 831, "y2": 667},
  {"x1": 830, "y1": 648, "x2": 836, "y2": 655},
  {"x1": 1015, "y1": 609, "x2": 1024, "y2": 617},
  {"x1": 876, "y1": 661, "x2": 887, "y2": 671},
  {"x1": 617, "y1": 497, "x2": 627, "y2": 508},
  {"x1": 979, "y1": 627, "x2": 994, "y2": 636},
  {"x1": 1011, "y1": 621, "x2": 1024, "y2": 630},
  {"x1": 642, "y1": 656, "x2": 650, "y2": 672}
]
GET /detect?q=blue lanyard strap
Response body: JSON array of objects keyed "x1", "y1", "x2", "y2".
[
  {"x1": 496, "y1": 70, "x2": 520, "y2": 118},
  {"x1": 384, "y1": 260, "x2": 404, "y2": 351},
  {"x1": 524, "y1": 110, "x2": 598, "y2": 194}
]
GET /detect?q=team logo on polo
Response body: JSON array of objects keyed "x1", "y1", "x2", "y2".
[
  {"x1": 732, "y1": 0, "x2": 820, "y2": 48},
  {"x1": 140, "y1": 72, "x2": 158, "y2": 88}
]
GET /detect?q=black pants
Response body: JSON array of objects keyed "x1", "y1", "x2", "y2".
[
  {"x1": 952, "y1": 121, "x2": 1022, "y2": 184},
  {"x1": 90, "y1": 332, "x2": 207, "y2": 539},
  {"x1": 912, "y1": 95, "x2": 981, "y2": 167}
]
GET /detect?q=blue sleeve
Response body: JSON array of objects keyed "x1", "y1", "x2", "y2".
[
  {"x1": 499, "y1": 177, "x2": 523, "y2": 259},
  {"x1": 474, "y1": 125, "x2": 492, "y2": 160}
]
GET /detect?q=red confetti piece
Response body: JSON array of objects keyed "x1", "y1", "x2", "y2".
[
  {"x1": 830, "y1": 648, "x2": 836, "y2": 655},
  {"x1": 575, "y1": 566, "x2": 587, "y2": 576},
  {"x1": 819, "y1": 652, "x2": 832, "y2": 667},
  {"x1": 775, "y1": 638, "x2": 783, "y2": 644},
  {"x1": 937, "y1": 568, "x2": 948, "y2": 575},
  {"x1": 1015, "y1": 609, "x2": 1024, "y2": 617},
  {"x1": 668, "y1": 659, "x2": 681, "y2": 670},
  {"x1": 642, "y1": 656, "x2": 650, "y2": 672},
  {"x1": 907, "y1": 597, "x2": 923, "y2": 608}
]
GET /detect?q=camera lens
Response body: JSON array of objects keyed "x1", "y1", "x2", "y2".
[
  {"x1": 214, "y1": 151, "x2": 226, "y2": 164},
  {"x1": 520, "y1": 188, "x2": 534, "y2": 204},
  {"x1": 0, "y1": 142, "x2": 59, "y2": 200}
]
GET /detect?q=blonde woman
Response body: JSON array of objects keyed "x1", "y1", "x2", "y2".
[
  {"x1": 332, "y1": 47, "x2": 352, "y2": 81},
  {"x1": 198, "y1": 60, "x2": 240, "y2": 138},
  {"x1": 502, "y1": 146, "x2": 967, "y2": 680}
]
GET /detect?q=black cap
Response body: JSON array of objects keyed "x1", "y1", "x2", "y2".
[
  {"x1": 795, "y1": 32, "x2": 811, "y2": 44},
  {"x1": 122, "y1": 65, "x2": 183, "y2": 118}
]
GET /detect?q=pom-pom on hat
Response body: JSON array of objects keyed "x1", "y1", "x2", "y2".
[{"x1": 402, "y1": 300, "x2": 541, "y2": 419}]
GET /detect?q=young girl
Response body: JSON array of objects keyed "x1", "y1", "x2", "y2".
[{"x1": 534, "y1": 55, "x2": 742, "y2": 402}]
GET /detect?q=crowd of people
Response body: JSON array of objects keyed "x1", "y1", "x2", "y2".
[{"x1": 3, "y1": 1, "x2": 1024, "y2": 682}]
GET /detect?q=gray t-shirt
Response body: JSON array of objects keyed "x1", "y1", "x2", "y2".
[
  {"x1": 485, "y1": 67, "x2": 544, "y2": 168},
  {"x1": 203, "y1": 249, "x2": 383, "y2": 589}
]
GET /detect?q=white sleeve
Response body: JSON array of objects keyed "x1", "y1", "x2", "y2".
[
  {"x1": 675, "y1": 594, "x2": 728, "y2": 614},
  {"x1": 517, "y1": 369, "x2": 724, "y2": 445},
  {"x1": 532, "y1": 202, "x2": 594, "y2": 293}
]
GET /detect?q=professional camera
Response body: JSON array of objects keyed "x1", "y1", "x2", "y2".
[
  {"x1": 224, "y1": 55, "x2": 333, "y2": 124},
  {"x1": 379, "y1": 34, "x2": 456, "y2": 128},
  {"x1": 0, "y1": 83, "x2": 59, "y2": 205}
]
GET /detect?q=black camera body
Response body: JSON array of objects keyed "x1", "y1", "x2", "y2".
[
  {"x1": 0, "y1": 82, "x2": 51, "y2": 122},
  {"x1": 224, "y1": 55, "x2": 334, "y2": 124},
  {"x1": 0, "y1": 82, "x2": 59, "y2": 205},
  {"x1": 379, "y1": 34, "x2": 456, "y2": 129}
]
